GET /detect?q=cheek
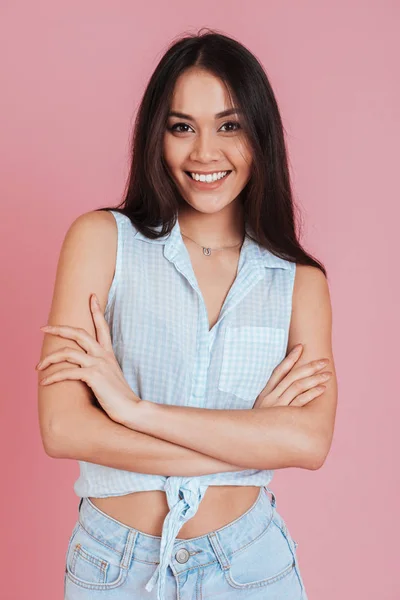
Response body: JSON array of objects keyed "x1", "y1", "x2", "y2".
[
  {"x1": 228, "y1": 140, "x2": 252, "y2": 174},
  {"x1": 163, "y1": 135, "x2": 187, "y2": 171},
  {"x1": 235, "y1": 157, "x2": 252, "y2": 182},
  {"x1": 162, "y1": 136, "x2": 174, "y2": 169}
]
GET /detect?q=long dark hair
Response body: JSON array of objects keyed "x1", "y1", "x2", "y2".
[{"x1": 97, "y1": 28, "x2": 327, "y2": 277}]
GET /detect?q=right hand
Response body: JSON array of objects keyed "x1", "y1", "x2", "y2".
[{"x1": 253, "y1": 344, "x2": 332, "y2": 409}]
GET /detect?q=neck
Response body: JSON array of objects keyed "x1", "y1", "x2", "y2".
[{"x1": 177, "y1": 204, "x2": 245, "y2": 248}]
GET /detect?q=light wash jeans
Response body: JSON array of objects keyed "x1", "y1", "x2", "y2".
[{"x1": 64, "y1": 486, "x2": 308, "y2": 599}]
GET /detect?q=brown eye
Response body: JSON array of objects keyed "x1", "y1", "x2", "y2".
[
  {"x1": 168, "y1": 123, "x2": 193, "y2": 133},
  {"x1": 220, "y1": 121, "x2": 241, "y2": 132},
  {"x1": 167, "y1": 121, "x2": 241, "y2": 134}
]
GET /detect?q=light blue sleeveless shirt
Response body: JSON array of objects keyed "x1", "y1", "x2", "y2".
[{"x1": 73, "y1": 209, "x2": 296, "y2": 599}]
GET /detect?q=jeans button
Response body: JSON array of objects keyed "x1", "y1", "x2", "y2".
[{"x1": 175, "y1": 548, "x2": 190, "y2": 564}]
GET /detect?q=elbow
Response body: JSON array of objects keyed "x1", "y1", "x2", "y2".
[
  {"x1": 40, "y1": 417, "x2": 71, "y2": 458},
  {"x1": 304, "y1": 452, "x2": 325, "y2": 471},
  {"x1": 39, "y1": 414, "x2": 60, "y2": 457},
  {"x1": 43, "y1": 410, "x2": 94, "y2": 460},
  {"x1": 41, "y1": 424, "x2": 64, "y2": 458},
  {"x1": 304, "y1": 436, "x2": 332, "y2": 470},
  {"x1": 43, "y1": 442, "x2": 62, "y2": 458}
]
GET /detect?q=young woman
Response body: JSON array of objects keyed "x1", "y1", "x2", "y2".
[{"x1": 37, "y1": 30, "x2": 337, "y2": 600}]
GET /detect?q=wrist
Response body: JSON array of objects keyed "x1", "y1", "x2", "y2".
[{"x1": 119, "y1": 397, "x2": 155, "y2": 431}]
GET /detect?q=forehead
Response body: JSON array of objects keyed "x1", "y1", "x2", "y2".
[{"x1": 170, "y1": 68, "x2": 234, "y2": 117}]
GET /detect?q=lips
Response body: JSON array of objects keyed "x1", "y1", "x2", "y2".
[
  {"x1": 183, "y1": 170, "x2": 232, "y2": 191},
  {"x1": 184, "y1": 170, "x2": 232, "y2": 179}
]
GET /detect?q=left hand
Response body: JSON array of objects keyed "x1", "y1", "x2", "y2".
[{"x1": 36, "y1": 293, "x2": 141, "y2": 424}]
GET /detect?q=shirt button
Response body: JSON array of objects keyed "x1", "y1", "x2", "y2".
[{"x1": 175, "y1": 548, "x2": 190, "y2": 564}]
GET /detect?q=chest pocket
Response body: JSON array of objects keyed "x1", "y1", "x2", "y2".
[{"x1": 218, "y1": 325, "x2": 286, "y2": 404}]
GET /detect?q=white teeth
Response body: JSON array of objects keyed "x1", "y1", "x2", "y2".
[{"x1": 189, "y1": 171, "x2": 229, "y2": 182}]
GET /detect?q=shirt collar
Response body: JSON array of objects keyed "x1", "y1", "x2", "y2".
[{"x1": 133, "y1": 217, "x2": 291, "y2": 270}]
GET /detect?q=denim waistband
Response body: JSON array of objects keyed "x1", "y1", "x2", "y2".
[{"x1": 78, "y1": 486, "x2": 277, "y2": 598}]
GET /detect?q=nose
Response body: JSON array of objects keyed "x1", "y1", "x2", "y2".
[{"x1": 189, "y1": 130, "x2": 221, "y2": 163}]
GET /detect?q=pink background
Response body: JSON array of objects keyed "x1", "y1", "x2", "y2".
[{"x1": 1, "y1": 2, "x2": 398, "y2": 598}]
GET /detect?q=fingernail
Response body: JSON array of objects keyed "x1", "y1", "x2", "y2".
[
  {"x1": 92, "y1": 294, "x2": 99, "y2": 306},
  {"x1": 292, "y1": 344, "x2": 302, "y2": 353}
]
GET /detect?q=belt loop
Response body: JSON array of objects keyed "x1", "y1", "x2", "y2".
[
  {"x1": 120, "y1": 529, "x2": 138, "y2": 570},
  {"x1": 265, "y1": 486, "x2": 277, "y2": 508},
  {"x1": 208, "y1": 531, "x2": 230, "y2": 571}
]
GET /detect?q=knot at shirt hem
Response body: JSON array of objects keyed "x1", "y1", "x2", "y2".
[{"x1": 145, "y1": 477, "x2": 209, "y2": 600}]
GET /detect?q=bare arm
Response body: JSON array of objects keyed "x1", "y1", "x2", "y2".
[
  {"x1": 38, "y1": 211, "x2": 243, "y2": 476},
  {"x1": 48, "y1": 401, "x2": 245, "y2": 476},
  {"x1": 118, "y1": 265, "x2": 338, "y2": 472},
  {"x1": 120, "y1": 402, "x2": 313, "y2": 470}
]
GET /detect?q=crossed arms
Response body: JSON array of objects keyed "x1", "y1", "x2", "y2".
[
  {"x1": 45, "y1": 262, "x2": 337, "y2": 475},
  {"x1": 116, "y1": 264, "x2": 337, "y2": 472}
]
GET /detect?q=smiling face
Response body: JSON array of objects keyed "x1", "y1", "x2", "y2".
[{"x1": 163, "y1": 67, "x2": 253, "y2": 217}]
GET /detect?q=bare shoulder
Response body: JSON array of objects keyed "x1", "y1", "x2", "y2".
[
  {"x1": 289, "y1": 265, "x2": 337, "y2": 463},
  {"x1": 59, "y1": 209, "x2": 118, "y2": 309},
  {"x1": 289, "y1": 263, "x2": 333, "y2": 355},
  {"x1": 72, "y1": 208, "x2": 116, "y2": 226},
  {"x1": 37, "y1": 209, "x2": 118, "y2": 454},
  {"x1": 293, "y1": 263, "x2": 329, "y2": 296},
  {"x1": 292, "y1": 264, "x2": 330, "y2": 317},
  {"x1": 68, "y1": 209, "x2": 117, "y2": 242}
]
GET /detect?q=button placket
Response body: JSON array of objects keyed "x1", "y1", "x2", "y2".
[{"x1": 192, "y1": 306, "x2": 211, "y2": 399}]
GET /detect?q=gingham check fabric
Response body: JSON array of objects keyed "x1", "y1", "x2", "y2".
[{"x1": 73, "y1": 210, "x2": 296, "y2": 600}]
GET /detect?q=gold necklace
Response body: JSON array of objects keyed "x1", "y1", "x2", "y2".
[{"x1": 181, "y1": 231, "x2": 246, "y2": 256}]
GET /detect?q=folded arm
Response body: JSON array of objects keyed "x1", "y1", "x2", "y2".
[
  {"x1": 39, "y1": 211, "x2": 245, "y2": 477},
  {"x1": 46, "y1": 400, "x2": 246, "y2": 477},
  {"x1": 120, "y1": 402, "x2": 315, "y2": 470},
  {"x1": 119, "y1": 265, "x2": 338, "y2": 472}
]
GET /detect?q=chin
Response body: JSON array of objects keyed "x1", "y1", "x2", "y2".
[{"x1": 185, "y1": 197, "x2": 234, "y2": 214}]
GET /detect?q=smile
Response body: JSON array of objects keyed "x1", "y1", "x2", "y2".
[
  {"x1": 188, "y1": 171, "x2": 231, "y2": 182},
  {"x1": 184, "y1": 170, "x2": 232, "y2": 189}
]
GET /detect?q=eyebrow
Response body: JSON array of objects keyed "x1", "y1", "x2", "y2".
[{"x1": 167, "y1": 108, "x2": 243, "y2": 120}]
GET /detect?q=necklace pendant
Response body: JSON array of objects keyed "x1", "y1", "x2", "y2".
[{"x1": 203, "y1": 247, "x2": 212, "y2": 256}]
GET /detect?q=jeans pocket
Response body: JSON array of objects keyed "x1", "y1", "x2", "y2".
[
  {"x1": 272, "y1": 510, "x2": 299, "y2": 555},
  {"x1": 65, "y1": 523, "x2": 129, "y2": 591},
  {"x1": 272, "y1": 510, "x2": 307, "y2": 596},
  {"x1": 224, "y1": 516, "x2": 296, "y2": 590}
]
